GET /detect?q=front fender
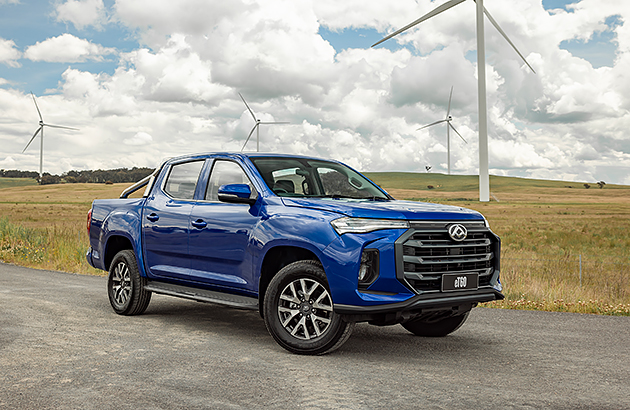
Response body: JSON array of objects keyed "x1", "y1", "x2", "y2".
[{"x1": 321, "y1": 229, "x2": 415, "y2": 307}]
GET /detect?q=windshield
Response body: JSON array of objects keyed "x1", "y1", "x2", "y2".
[{"x1": 250, "y1": 157, "x2": 390, "y2": 200}]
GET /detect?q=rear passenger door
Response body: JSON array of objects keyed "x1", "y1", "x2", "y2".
[
  {"x1": 188, "y1": 160, "x2": 261, "y2": 291},
  {"x1": 142, "y1": 160, "x2": 204, "y2": 280}
]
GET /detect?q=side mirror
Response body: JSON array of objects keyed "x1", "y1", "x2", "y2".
[{"x1": 218, "y1": 184, "x2": 257, "y2": 205}]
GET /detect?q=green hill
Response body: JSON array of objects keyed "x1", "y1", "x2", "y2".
[
  {"x1": 363, "y1": 172, "x2": 619, "y2": 193},
  {"x1": 0, "y1": 177, "x2": 38, "y2": 190}
]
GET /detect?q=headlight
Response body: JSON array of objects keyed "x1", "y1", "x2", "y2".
[{"x1": 330, "y1": 217, "x2": 409, "y2": 235}]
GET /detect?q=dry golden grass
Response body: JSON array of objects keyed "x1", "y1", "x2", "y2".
[
  {"x1": 375, "y1": 176, "x2": 630, "y2": 315},
  {"x1": 0, "y1": 183, "x2": 141, "y2": 276},
  {"x1": 1, "y1": 176, "x2": 629, "y2": 315}
]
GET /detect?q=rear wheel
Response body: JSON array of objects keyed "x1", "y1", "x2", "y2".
[
  {"x1": 402, "y1": 312, "x2": 470, "y2": 337},
  {"x1": 108, "y1": 249, "x2": 151, "y2": 315},
  {"x1": 263, "y1": 260, "x2": 354, "y2": 355}
]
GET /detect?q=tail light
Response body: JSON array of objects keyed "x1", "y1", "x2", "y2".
[{"x1": 87, "y1": 208, "x2": 92, "y2": 235}]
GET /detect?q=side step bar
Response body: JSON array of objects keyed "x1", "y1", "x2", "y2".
[{"x1": 145, "y1": 281, "x2": 258, "y2": 310}]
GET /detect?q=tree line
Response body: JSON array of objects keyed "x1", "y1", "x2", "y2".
[{"x1": 0, "y1": 167, "x2": 154, "y2": 185}]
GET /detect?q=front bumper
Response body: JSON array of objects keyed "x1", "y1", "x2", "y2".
[{"x1": 334, "y1": 288, "x2": 504, "y2": 325}]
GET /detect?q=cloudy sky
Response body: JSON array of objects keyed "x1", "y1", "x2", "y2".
[{"x1": 0, "y1": 0, "x2": 628, "y2": 185}]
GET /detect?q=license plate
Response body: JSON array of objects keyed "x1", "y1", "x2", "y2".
[{"x1": 442, "y1": 273, "x2": 479, "y2": 292}]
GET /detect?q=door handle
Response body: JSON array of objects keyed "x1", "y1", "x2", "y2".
[
  {"x1": 191, "y1": 219, "x2": 207, "y2": 229},
  {"x1": 147, "y1": 213, "x2": 159, "y2": 222}
]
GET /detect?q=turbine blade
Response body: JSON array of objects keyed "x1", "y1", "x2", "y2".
[
  {"x1": 372, "y1": 0, "x2": 467, "y2": 47},
  {"x1": 482, "y1": 5, "x2": 536, "y2": 73},
  {"x1": 31, "y1": 92, "x2": 43, "y2": 122},
  {"x1": 239, "y1": 92, "x2": 257, "y2": 121},
  {"x1": 241, "y1": 124, "x2": 258, "y2": 152},
  {"x1": 449, "y1": 122, "x2": 467, "y2": 143},
  {"x1": 23, "y1": 127, "x2": 42, "y2": 153},
  {"x1": 43, "y1": 123, "x2": 80, "y2": 131},
  {"x1": 259, "y1": 121, "x2": 290, "y2": 125},
  {"x1": 418, "y1": 119, "x2": 447, "y2": 130},
  {"x1": 447, "y1": 86, "x2": 454, "y2": 117}
]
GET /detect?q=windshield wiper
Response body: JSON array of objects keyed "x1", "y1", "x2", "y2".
[{"x1": 315, "y1": 194, "x2": 389, "y2": 201}]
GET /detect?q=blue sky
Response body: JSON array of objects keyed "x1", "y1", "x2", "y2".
[{"x1": 1, "y1": 0, "x2": 629, "y2": 186}]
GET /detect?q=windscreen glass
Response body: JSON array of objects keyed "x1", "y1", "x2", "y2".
[{"x1": 250, "y1": 157, "x2": 389, "y2": 200}]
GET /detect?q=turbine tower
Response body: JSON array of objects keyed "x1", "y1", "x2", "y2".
[
  {"x1": 22, "y1": 93, "x2": 79, "y2": 184},
  {"x1": 239, "y1": 93, "x2": 289, "y2": 152},
  {"x1": 418, "y1": 86, "x2": 467, "y2": 175},
  {"x1": 373, "y1": 0, "x2": 535, "y2": 201}
]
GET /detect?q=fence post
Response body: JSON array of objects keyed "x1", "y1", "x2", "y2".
[{"x1": 579, "y1": 254, "x2": 582, "y2": 287}]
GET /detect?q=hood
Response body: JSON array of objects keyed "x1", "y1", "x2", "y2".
[{"x1": 281, "y1": 197, "x2": 484, "y2": 221}]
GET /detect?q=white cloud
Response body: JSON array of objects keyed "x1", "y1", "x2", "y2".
[
  {"x1": 0, "y1": 156, "x2": 17, "y2": 168},
  {"x1": 0, "y1": 38, "x2": 21, "y2": 67},
  {"x1": 24, "y1": 33, "x2": 115, "y2": 63},
  {"x1": 55, "y1": 0, "x2": 107, "y2": 30},
  {"x1": 1, "y1": 0, "x2": 630, "y2": 187},
  {"x1": 124, "y1": 132, "x2": 153, "y2": 146}
]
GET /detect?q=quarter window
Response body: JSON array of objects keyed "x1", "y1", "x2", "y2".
[{"x1": 163, "y1": 161, "x2": 204, "y2": 200}]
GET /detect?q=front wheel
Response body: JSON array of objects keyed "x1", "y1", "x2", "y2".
[
  {"x1": 107, "y1": 249, "x2": 151, "y2": 315},
  {"x1": 263, "y1": 260, "x2": 354, "y2": 355},
  {"x1": 402, "y1": 312, "x2": 470, "y2": 337}
]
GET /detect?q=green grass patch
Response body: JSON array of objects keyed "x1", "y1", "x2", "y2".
[
  {"x1": 364, "y1": 172, "x2": 618, "y2": 192},
  {"x1": 0, "y1": 177, "x2": 38, "y2": 189}
]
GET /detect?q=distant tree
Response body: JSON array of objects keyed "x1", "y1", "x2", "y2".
[
  {"x1": 40, "y1": 174, "x2": 61, "y2": 185},
  {"x1": 597, "y1": 181, "x2": 606, "y2": 189},
  {"x1": 583, "y1": 183, "x2": 590, "y2": 189},
  {"x1": 0, "y1": 169, "x2": 39, "y2": 179}
]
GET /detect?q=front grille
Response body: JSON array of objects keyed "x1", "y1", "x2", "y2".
[{"x1": 397, "y1": 222, "x2": 497, "y2": 293}]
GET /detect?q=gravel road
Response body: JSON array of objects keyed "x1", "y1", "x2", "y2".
[{"x1": 1, "y1": 262, "x2": 629, "y2": 409}]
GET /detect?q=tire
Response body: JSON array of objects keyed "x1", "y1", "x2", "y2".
[
  {"x1": 263, "y1": 260, "x2": 354, "y2": 355},
  {"x1": 107, "y1": 249, "x2": 151, "y2": 316},
  {"x1": 401, "y1": 311, "x2": 470, "y2": 337}
]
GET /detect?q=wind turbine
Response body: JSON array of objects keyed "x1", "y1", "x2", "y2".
[
  {"x1": 239, "y1": 93, "x2": 289, "y2": 152},
  {"x1": 372, "y1": 0, "x2": 535, "y2": 201},
  {"x1": 418, "y1": 86, "x2": 467, "y2": 175},
  {"x1": 23, "y1": 92, "x2": 79, "y2": 184}
]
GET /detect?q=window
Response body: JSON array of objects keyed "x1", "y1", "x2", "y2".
[
  {"x1": 205, "y1": 160, "x2": 254, "y2": 201},
  {"x1": 250, "y1": 157, "x2": 389, "y2": 200},
  {"x1": 163, "y1": 161, "x2": 204, "y2": 200}
]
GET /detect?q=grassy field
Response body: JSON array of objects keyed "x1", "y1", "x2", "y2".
[
  {"x1": 366, "y1": 172, "x2": 630, "y2": 315},
  {"x1": 0, "y1": 177, "x2": 38, "y2": 189},
  {"x1": 1, "y1": 174, "x2": 629, "y2": 315}
]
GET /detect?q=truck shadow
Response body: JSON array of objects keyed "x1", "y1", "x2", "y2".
[{"x1": 138, "y1": 294, "x2": 503, "y2": 361}]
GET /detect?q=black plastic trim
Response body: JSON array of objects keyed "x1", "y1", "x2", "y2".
[
  {"x1": 146, "y1": 281, "x2": 258, "y2": 310},
  {"x1": 334, "y1": 289, "x2": 503, "y2": 316}
]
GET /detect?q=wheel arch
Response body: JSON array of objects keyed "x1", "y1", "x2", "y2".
[
  {"x1": 258, "y1": 245, "x2": 321, "y2": 318},
  {"x1": 104, "y1": 234, "x2": 134, "y2": 271}
]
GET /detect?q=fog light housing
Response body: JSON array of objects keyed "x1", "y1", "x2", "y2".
[{"x1": 358, "y1": 249, "x2": 379, "y2": 290}]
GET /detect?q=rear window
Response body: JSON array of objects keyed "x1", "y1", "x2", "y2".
[{"x1": 163, "y1": 161, "x2": 204, "y2": 200}]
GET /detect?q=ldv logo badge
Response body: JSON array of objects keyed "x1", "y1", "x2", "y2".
[{"x1": 448, "y1": 224, "x2": 468, "y2": 242}]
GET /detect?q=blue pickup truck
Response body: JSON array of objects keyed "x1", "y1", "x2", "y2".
[{"x1": 87, "y1": 152, "x2": 503, "y2": 354}]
